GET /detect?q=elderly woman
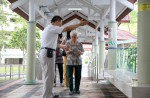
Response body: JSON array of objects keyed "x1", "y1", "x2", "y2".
[{"x1": 66, "y1": 31, "x2": 84, "y2": 95}]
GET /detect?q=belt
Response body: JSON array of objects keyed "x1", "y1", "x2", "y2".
[{"x1": 41, "y1": 47, "x2": 56, "y2": 51}]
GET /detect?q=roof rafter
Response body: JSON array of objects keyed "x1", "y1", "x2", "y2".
[
  {"x1": 63, "y1": 14, "x2": 96, "y2": 29},
  {"x1": 78, "y1": 0, "x2": 102, "y2": 14},
  {"x1": 116, "y1": 0, "x2": 134, "y2": 10},
  {"x1": 53, "y1": 0, "x2": 57, "y2": 6},
  {"x1": 48, "y1": 0, "x2": 72, "y2": 13},
  {"x1": 10, "y1": 0, "x2": 28, "y2": 10}
]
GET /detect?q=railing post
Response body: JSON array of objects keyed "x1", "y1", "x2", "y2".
[
  {"x1": 19, "y1": 64, "x2": 21, "y2": 79},
  {"x1": 5, "y1": 65, "x2": 6, "y2": 80},
  {"x1": 10, "y1": 64, "x2": 11, "y2": 80},
  {"x1": 96, "y1": 54, "x2": 99, "y2": 83}
]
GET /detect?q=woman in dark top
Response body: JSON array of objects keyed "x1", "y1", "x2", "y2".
[{"x1": 54, "y1": 36, "x2": 64, "y2": 87}]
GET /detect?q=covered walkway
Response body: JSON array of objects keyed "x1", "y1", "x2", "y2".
[
  {"x1": 4, "y1": 0, "x2": 150, "y2": 98},
  {"x1": 0, "y1": 79, "x2": 127, "y2": 98}
]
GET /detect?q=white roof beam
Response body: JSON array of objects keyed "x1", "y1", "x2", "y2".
[
  {"x1": 60, "y1": 5, "x2": 86, "y2": 8},
  {"x1": 10, "y1": 0, "x2": 28, "y2": 10},
  {"x1": 63, "y1": 12, "x2": 75, "y2": 20},
  {"x1": 96, "y1": 8, "x2": 110, "y2": 29},
  {"x1": 74, "y1": 0, "x2": 77, "y2": 5},
  {"x1": 92, "y1": 0, "x2": 110, "y2": 5},
  {"x1": 88, "y1": 15, "x2": 101, "y2": 21},
  {"x1": 78, "y1": 0, "x2": 102, "y2": 14},
  {"x1": 116, "y1": 0, "x2": 134, "y2": 10},
  {"x1": 48, "y1": 0, "x2": 72, "y2": 12},
  {"x1": 53, "y1": 0, "x2": 58, "y2": 6},
  {"x1": 35, "y1": 4, "x2": 48, "y2": 20},
  {"x1": 35, "y1": 15, "x2": 42, "y2": 21},
  {"x1": 76, "y1": 12, "x2": 97, "y2": 26},
  {"x1": 102, "y1": 7, "x2": 110, "y2": 19}
]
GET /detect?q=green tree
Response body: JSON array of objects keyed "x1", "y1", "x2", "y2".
[
  {"x1": 9, "y1": 17, "x2": 41, "y2": 63},
  {"x1": 10, "y1": 26, "x2": 27, "y2": 50},
  {"x1": 119, "y1": 7, "x2": 138, "y2": 36},
  {"x1": 0, "y1": 30, "x2": 11, "y2": 49},
  {"x1": 0, "y1": 0, "x2": 8, "y2": 26},
  {"x1": 0, "y1": 0, "x2": 9, "y2": 50},
  {"x1": 9, "y1": 23, "x2": 41, "y2": 51},
  {"x1": 0, "y1": 0, "x2": 9, "y2": 63}
]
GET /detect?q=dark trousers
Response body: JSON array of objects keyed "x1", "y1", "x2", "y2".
[
  {"x1": 67, "y1": 65, "x2": 82, "y2": 91},
  {"x1": 54, "y1": 63, "x2": 63, "y2": 83}
]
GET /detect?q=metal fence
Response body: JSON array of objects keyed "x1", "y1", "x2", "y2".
[{"x1": 0, "y1": 64, "x2": 26, "y2": 82}]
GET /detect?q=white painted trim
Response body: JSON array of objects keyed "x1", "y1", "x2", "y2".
[
  {"x1": 78, "y1": 0, "x2": 102, "y2": 14},
  {"x1": 116, "y1": 0, "x2": 134, "y2": 10},
  {"x1": 47, "y1": 0, "x2": 72, "y2": 12},
  {"x1": 76, "y1": 12, "x2": 97, "y2": 25},
  {"x1": 10, "y1": 0, "x2": 28, "y2": 10},
  {"x1": 35, "y1": 4, "x2": 48, "y2": 20},
  {"x1": 88, "y1": 15, "x2": 101, "y2": 20},
  {"x1": 102, "y1": 8, "x2": 110, "y2": 19}
]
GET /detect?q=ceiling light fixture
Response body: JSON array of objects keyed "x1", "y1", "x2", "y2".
[{"x1": 68, "y1": 8, "x2": 82, "y2": 11}]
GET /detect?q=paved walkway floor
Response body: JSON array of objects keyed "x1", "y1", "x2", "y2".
[{"x1": 0, "y1": 78, "x2": 128, "y2": 98}]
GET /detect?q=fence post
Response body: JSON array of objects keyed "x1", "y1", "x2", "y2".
[
  {"x1": 10, "y1": 64, "x2": 11, "y2": 80},
  {"x1": 19, "y1": 64, "x2": 21, "y2": 79}
]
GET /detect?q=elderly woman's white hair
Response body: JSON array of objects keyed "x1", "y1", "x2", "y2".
[{"x1": 70, "y1": 30, "x2": 78, "y2": 37}]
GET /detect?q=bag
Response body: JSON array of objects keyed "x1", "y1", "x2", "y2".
[
  {"x1": 62, "y1": 49, "x2": 66, "y2": 56},
  {"x1": 47, "y1": 48, "x2": 53, "y2": 58}
]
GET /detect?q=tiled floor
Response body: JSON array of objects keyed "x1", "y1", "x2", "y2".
[{"x1": 0, "y1": 78, "x2": 128, "y2": 98}]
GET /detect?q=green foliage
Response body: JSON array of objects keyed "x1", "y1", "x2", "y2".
[
  {"x1": 117, "y1": 48, "x2": 137, "y2": 73},
  {"x1": 0, "y1": 0, "x2": 8, "y2": 6},
  {"x1": 0, "y1": 30, "x2": 11, "y2": 49},
  {"x1": 126, "y1": 48, "x2": 137, "y2": 73},
  {"x1": 119, "y1": 9, "x2": 138, "y2": 36},
  {"x1": 35, "y1": 28, "x2": 41, "y2": 51},
  {"x1": 9, "y1": 26, "x2": 27, "y2": 50},
  {"x1": 9, "y1": 27, "x2": 41, "y2": 51},
  {"x1": 0, "y1": 0, "x2": 8, "y2": 26},
  {"x1": 8, "y1": 16, "x2": 41, "y2": 51}
]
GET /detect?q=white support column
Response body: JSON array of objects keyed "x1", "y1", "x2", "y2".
[
  {"x1": 99, "y1": 20, "x2": 105, "y2": 74},
  {"x1": 29, "y1": 0, "x2": 35, "y2": 21},
  {"x1": 95, "y1": 30, "x2": 99, "y2": 82},
  {"x1": 138, "y1": 0, "x2": 150, "y2": 84},
  {"x1": 93, "y1": 41, "x2": 96, "y2": 78},
  {"x1": 110, "y1": 0, "x2": 116, "y2": 21},
  {"x1": 25, "y1": 0, "x2": 36, "y2": 84},
  {"x1": 108, "y1": 0, "x2": 117, "y2": 70},
  {"x1": 90, "y1": 42, "x2": 95, "y2": 79}
]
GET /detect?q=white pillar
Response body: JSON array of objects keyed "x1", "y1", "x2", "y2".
[
  {"x1": 90, "y1": 42, "x2": 95, "y2": 79},
  {"x1": 110, "y1": 0, "x2": 116, "y2": 21},
  {"x1": 95, "y1": 30, "x2": 99, "y2": 82},
  {"x1": 25, "y1": 0, "x2": 36, "y2": 84},
  {"x1": 29, "y1": 0, "x2": 35, "y2": 21},
  {"x1": 108, "y1": 0, "x2": 117, "y2": 70},
  {"x1": 138, "y1": 0, "x2": 150, "y2": 84},
  {"x1": 99, "y1": 20, "x2": 105, "y2": 74}
]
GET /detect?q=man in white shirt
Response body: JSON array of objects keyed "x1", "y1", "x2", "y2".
[{"x1": 39, "y1": 16, "x2": 88, "y2": 98}]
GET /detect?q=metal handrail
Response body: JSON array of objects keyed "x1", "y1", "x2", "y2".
[{"x1": 0, "y1": 64, "x2": 26, "y2": 82}]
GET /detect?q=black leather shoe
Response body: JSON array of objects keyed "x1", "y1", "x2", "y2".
[
  {"x1": 53, "y1": 94, "x2": 59, "y2": 98},
  {"x1": 75, "y1": 90, "x2": 80, "y2": 94}
]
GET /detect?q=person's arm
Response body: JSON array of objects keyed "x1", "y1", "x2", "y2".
[
  {"x1": 62, "y1": 19, "x2": 88, "y2": 32},
  {"x1": 65, "y1": 42, "x2": 72, "y2": 55},
  {"x1": 58, "y1": 44, "x2": 66, "y2": 49},
  {"x1": 77, "y1": 43, "x2": 84, "y2": 56},
  {"x1": 78, "y1": 50, "x2": 84, "y2": 55}
]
